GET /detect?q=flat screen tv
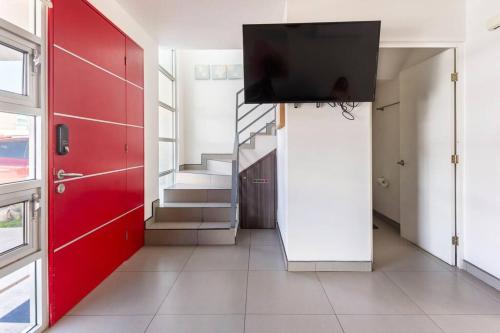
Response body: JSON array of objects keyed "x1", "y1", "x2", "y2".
[{"x1": 242, "y1": 21, "x2": 381, "y2": 104}]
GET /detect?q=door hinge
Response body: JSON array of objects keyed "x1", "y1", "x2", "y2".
[
  {"x1": 452, "y1": 235, "x2": 459, "y2": 246},
  {"x1": 125, "y1": 144, "x2": 129, "y2": 152},
  {"x1": 451, "y1": 72, "x2": 459, "y2": 82},
  {"x1": 40, "y1": 0, "x2": 53, "y2": 8},
  {"x1": 451, "y1": 154, "x2": 459, "y2": 164},
  {"x1": 124, "y1": 56, "x2": 127, "y2": 65}
]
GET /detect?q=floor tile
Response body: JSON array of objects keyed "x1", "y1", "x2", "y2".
[
  {"x1": 249, "y1": 245, "x2": 285, "y2": 271},
  {"x1": 373, "y1": 244, "x2": 451, "y2": 272},
  {"x1": 117, "y1": 246, "x2": 194, "y2": 272},
  {"x1": 246, "y1": 271, "x2": 333, "y2": 314},
  {"x1": 457, "y1": 271, "x2": 500, "y2": 303},
  {"x1": 69, "y1": 272, "x2": 178, "y2": 315},
  {"x1": 146, "y1": 315, "x2": 244, "y2": 333},
  {"x1": 47, "y1": 315, "x2": 152, "y2": 333},
  {"x1": 235, "y1": 229, "x2": 250, "y2": 247},
  {"x1": 430, "y1": 315, "x2": 500, "y2": 333},
  {"x1": 183, "y1": 246, "x2": 249, "y2": 271},
  {"x1": 245, "y1": 315, "x2": 343, "y2": 333},
  {"x1": 158, "y1": 271, "x2": 247, "y2": 314},
  {"x1": 250, "y1": 229, "x2": 280, "y2": 246},
  {"x1": 338, "y1": 315, "x2": 442, "y2": 333},
  {"x1": 317, "y1": 272, "x2": 423, "y2": 314},
  {"x1": 387, "y1": 271, "x2": 500, "y2": 314}
]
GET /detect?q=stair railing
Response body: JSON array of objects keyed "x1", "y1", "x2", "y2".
[{"x1": 230, "y1": 88, "x2": 277, "y2": 228}]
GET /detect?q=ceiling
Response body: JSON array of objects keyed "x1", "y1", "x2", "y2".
[
  {"x1": 116, "y1": 0, "x2": 287, "y2": 49},
  {"x1": 377, "y1": 48, "x2": 446, "y2": 82},
  {"x1": 115, "y1": 1, "x2": 447, "y2": 80}
]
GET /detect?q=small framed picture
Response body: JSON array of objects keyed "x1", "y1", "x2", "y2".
[
  {"x1": 227, "y1": 64, "x2": 243, "y2": 80},
  {"x1": 194, "y1": 64, "x2": 210, "y2": 80},
  {"x1": 211, "y1": 65, "x2": 227, "y2": 80}
]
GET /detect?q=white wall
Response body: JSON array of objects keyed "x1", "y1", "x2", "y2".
[
  {"x1": 277, "y1": 0, "x2": 465, "y2": 266},
  {"x1": 372, "y1": 79, "x2": 400, "y2": 222},
  {"x1": 286, "y1": 0, "x2": 465, "y2": 42},
  {"x1": 464, "y1": 0, "x2": 500, "y2": 278},
  {"x1": 177, "y1": 50, "x2": 243, "y2": 165},
  {"x1": 276, "y1": 123, "x2": 288, "y2": 251},
  {"x1": 88, "y1": 0, "x2": 159, "y2": 219},
  {"x1": 279, "y1": 104, "x2": 372, "y2": 262}
]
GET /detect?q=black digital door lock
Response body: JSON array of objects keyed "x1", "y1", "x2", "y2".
[{"x1": 56, "y1": 124, "x2": 70, "y2": 155}]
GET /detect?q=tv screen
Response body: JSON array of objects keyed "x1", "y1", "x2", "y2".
[{"x1": 242, "y1": 21, "x2": 381, "y2": 104}]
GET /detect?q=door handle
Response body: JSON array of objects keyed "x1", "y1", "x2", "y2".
[
  {"x1": 396, "y1": 160, "x2": 405, "y2": 166},
  {"x1": 252, "y1": 179, "x2": 269, "y2": 184},
  {"x1": 57, "y1": 169, "x2": 84, "y2": 180}
]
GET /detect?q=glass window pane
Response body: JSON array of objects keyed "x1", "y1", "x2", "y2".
[
  {"x1": 0, "y1": 202, "x2": 26, "y2": 255},
  {"x1": 0, "y1": 113, "x2": 35, "y2": 185},
  {"x1": 159, "y1": 173, "x2": 174, "y2": 189},
  {"x1": 0, "y1": 0, "x2": 36, "y2": 34},
  {"x1": 159, "y1": 48, "x2": 173, "y2": 75},
  {"x1": 0, "y1": 262, "x2": 36, "y2": 332},
  {"x1": 0, "y1": 43, "x2": 26, "y2": 95},
  {"x1": 159, "y1": 106, "x2": 174, "y2": 139},
  {"x1": 159, "y1": 73, "x2": 173, "y2": 107},
  {"x1": 159, "y1": 142, "x2": 173, "y2": 173}
]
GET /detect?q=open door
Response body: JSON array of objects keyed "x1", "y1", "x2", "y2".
[{"x1": 399, "y1": 48, "x2": 457, "y2": 265}]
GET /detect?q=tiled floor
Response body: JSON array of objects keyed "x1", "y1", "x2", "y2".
[{"x1": 47, "y1": 218, "x2": 500, "y2": 333}]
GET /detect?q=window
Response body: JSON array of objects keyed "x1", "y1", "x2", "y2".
[
  {"x1": 0, "y1": 29, "x2": 41, "y2": 108},
  {"x1": 158, "y1": 49, "x2": 176, "y2": 189},
  {"x1": 0, "y1": 0, "x2": 42, "y2": 36},
  {"x1": 0, "y1": 43, "x2": 26, "y2": 95},
  {"x1": 0, "y1": 2, "x2": 46, "y2": 333},
  {"x1": 0, "y1": 262, "x2": 37, "y2": 332},
  {"x1": 159, "y1": 72, "x2": 174, "y2": 107},
  {"x1": 0, "y1": 113, "x2": 35, "y2": 185}
]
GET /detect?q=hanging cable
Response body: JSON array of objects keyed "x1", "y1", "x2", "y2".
[{"x1": 327, "y1": 101, "x2": 359, "y2": 120}]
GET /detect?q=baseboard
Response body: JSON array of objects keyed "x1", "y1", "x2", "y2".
[
  {"x1": 373, "y1": 210, "x2": 400, "y2": 231},
  {"x1": 275, "y1": 222, "x2": 289, "y2": 271},
  {"x1": 464, "y1": 260, "x2": 500, "y2": 291},
  {"x1": 275, "y1": 221, "x2": 372, "y2": 272},
  {"x1": 288, "y1": 261, "x2": 372, "y2": 272}
]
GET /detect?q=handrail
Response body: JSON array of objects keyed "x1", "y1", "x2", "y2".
[{"x1": 230, "y1": 88, "x2": 277, "y2": 229}]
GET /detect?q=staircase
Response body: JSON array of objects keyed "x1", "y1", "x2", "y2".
[{"x1": 145, "y1": 89, "x2": 277, "y2": 245}]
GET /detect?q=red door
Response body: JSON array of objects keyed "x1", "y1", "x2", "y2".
[{"x1": 48, "y1": 0, "x2": 144, "y2": 324}]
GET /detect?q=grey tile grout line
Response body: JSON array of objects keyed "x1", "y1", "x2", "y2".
[
  {"x1": 381, "y1": 270, "x2": 445, "y2": 333},
  {"x1": 243, "y1": 230, "x2": 252, "y2": 333},
  {"x1": 314, "y1": 272, "x2": 345, "y2": 333},
  {"x1": 141, "y1": 244, "x2": 196, "y2": 333}
]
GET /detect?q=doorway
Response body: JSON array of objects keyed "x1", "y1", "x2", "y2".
[{"x1": 372, "y1": 47, "x2": 459, "y2": 268}]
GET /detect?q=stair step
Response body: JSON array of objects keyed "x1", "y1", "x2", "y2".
[
  {"x1": 179, "y1": 169, "x2": 230, "y2": 176},
  {"x1": 155, "y1": 203, "x2": 233, "y2": 222},
  {"x1": 175, "y1": 172, "x2": 231, "y2": 187},
  {"x1": 160, "y1": 202, "x2": 231, "y2": 208},
  {"x1": 146, "y1": 221, "x2": 231, "y2": 230},
  {"x1": 145, "y1": 226, "x2": 237, "y2": 245},
  {"x1": 206, "y1": 159, "x2": 232, "y2": 175},
  {"x1": 167, "y1": 183, "x2": 230, "y2": 190},
  {"x1": 164, "y1": 188, "x2": 231, "y2": 203}
]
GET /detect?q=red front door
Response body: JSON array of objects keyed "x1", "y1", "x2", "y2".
[{"x1": 48, "y1": 0, "x2": 144, "y2": 324}]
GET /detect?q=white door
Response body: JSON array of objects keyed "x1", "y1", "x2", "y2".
[{"x1": 399, "y1": 49, "x2": 456, "y2": 265}]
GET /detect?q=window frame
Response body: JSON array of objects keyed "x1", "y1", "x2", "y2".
[
  {"x1": 0, "y1": 3, "x2": 47, "y2": 333},
  {"x1": 158, "y1": 49, "x2": 176, "y2": 179},
  {"x1": 0, "y1": 188, "x2": 40, "y2": 270},
  {"x1": 0, "y1": 20, "x2": 41, "y2": 110}
]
